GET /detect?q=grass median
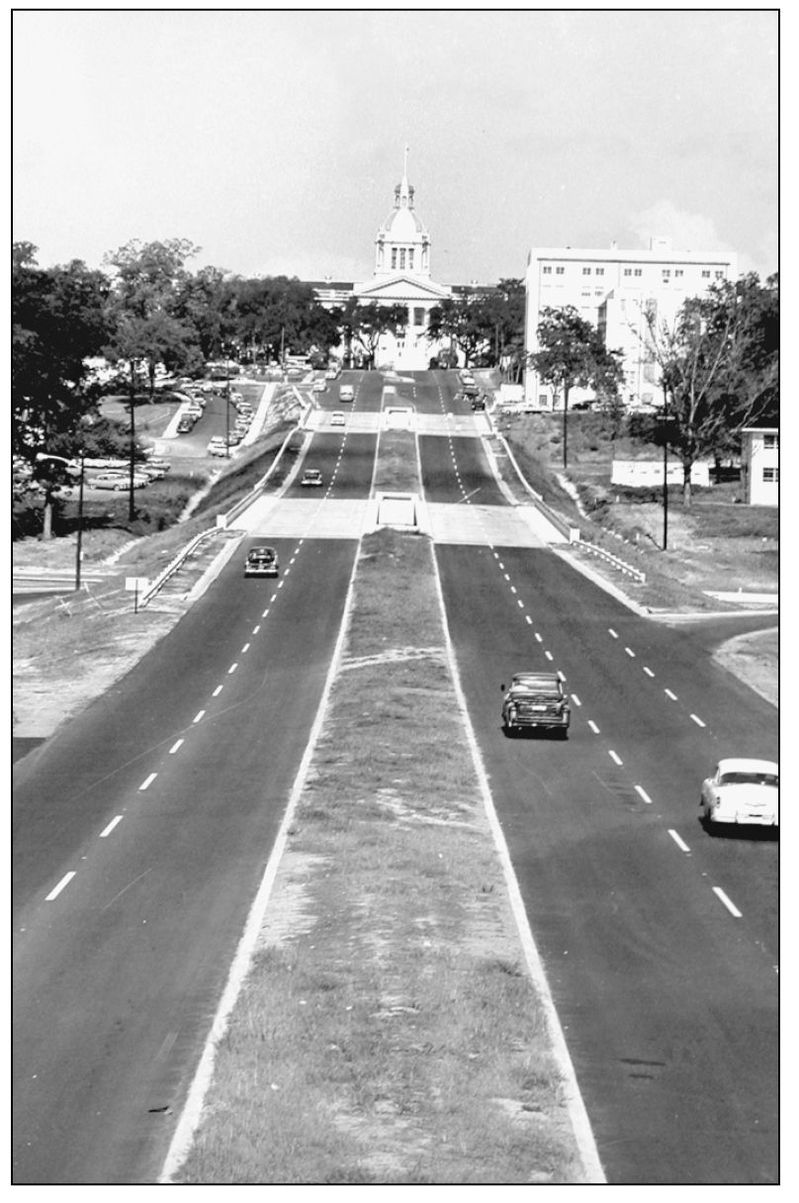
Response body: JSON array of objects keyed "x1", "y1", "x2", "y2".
[{"x1": 173, "y1": 527, "x2": 589, "y2": 1185}]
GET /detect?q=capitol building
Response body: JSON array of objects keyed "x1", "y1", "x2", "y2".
[{"x1": 311, "y1": 152, "x2": 479, "y2": 371}]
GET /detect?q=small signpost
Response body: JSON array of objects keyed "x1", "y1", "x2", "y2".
[{"x1": 125, "y1": 577, "x2": 149, "y2": 613}]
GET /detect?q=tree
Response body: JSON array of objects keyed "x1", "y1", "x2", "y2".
[
  {"x1": 13, "y1": 244, "x2": 111, "y2": 537},
  {"x1": 427, "y1": 293, "x2": 489, "y2": 367},
  {"x1": 103, "y1": 238, "x2": 200, "y2": 518},
  {"x1": 528, "y1": 306, "x2": 624, "y2": 469},
  {"x1": 339, "y1": 299, "x2": 407, "y2": 368},
  {"x1": 638, "y1": 274, "x2": 778, "y2": 506}
]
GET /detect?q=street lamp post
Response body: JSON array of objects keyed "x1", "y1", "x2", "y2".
[
  {"x1": 36, "y1": 450, "x2": 85, "y2": 590},
  {"x1": 661, "y1": 382, "x2": 669, "y2": 551}
]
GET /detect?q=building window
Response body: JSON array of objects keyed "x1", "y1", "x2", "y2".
[
  {"x1": 595, "y1": 288, "x2": 604, "y2": 296},
  {"x1": 675, "y1": 269, "x2": 684, "y2": 278},
  {"x1": 701, "y1": 270, "x2": 710, "y2": 278},
  {"x1": 408, "y1": 249, "x2": 414, "y2": 270},
  {"x1": 633, "y1": 268, "x2": 642, "y2": 277},
  {"x1": 543, "y1": 265, "x2": 552, "y2": 274},
  {"x1": 391, "y1": 248, "x2": 397, "y2": 269},
  {"x1": 662, "y1": 269, "x2": 671, "y2": 279},
  {"x1": 623, "y1": 268, "x2": 632, "y2": 277},
  {"x1": 763, "y1": 434, "x2": 778, "y2": 450},
  {"x1": 714, "y1": 270, "x2": 724, "y2": 279},
  {"x1": 555, "y1": 266, "x2": 565, "y2": 275},
  {"x1": 413, "y1": 307, "x2": 425, "y2": 327},
  {"x1": 582, "y1": 267, "x2": 591, "y2": 276},
  {"x1": 763, "y1": 467, "x2": 778, "y2": 483},
  {"x1": 399, "y1": 248, "x2": 406, "y2": 270},
  {"x1": 596, "y1": 267, "x2": 605, "y2": 276}
]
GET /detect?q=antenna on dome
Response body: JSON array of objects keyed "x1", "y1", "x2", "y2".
[{"x1": 403, "y1": 143, "x2": 409, "y2": 181}]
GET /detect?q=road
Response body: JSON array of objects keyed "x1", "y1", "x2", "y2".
[{"x1": 13, "y1": 368, "x2": 777, "y2": 1183}]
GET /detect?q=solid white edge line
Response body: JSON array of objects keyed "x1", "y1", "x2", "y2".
[
  {"x1": 45, "y1": 871, "x2": 76, "y2": 901},
  {"x1": 427, "y1": 546, "x2": 606, "y2": 1184},
  {"x1": 139, "y1": 772, "x2": 157, "y2": 791},
  {"x1": 713, "y1": 886, "x2": 743, "y2": 918},
  {"x1": 159, "y1": 534, "x2": 363, "y2": 1183},
  {"x1": 668, "y1": 828, "x2": 691, "y2": 853},
  {"x1": 99, "y1": 815, "x2": 123, "y2": 838}
]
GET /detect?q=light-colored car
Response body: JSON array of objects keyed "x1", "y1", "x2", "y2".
[
  {"x1": 207, "y1": 437, "x2": 229, "y2": 456},
  {"x1": 89, "y1": 471, "x2": 149, "y2": 490},
  {"x1": 339, "y1": 384, "x2": 354, "y2": 402},
  {"x1": 325, "y1": 368, "x2": 339, "y2": 380},
  {"x1": 301, "y1": 468, "x2": 323, "y2": 487},
  {"x1": 700, "y1": 758, "x2": 778, "y2": 830},
  {"x1": 313, "y1": 379, "x2": 326, "y2": 393},
  {"x1": 330, "y1": 411, "x2": 346, "y2": 427}
]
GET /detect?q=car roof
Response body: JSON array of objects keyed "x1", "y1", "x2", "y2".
[
  {"x1": 511, "y1": 672, "x2": 562, "y2": 686},
  {"x1": 249, "y1": 546, "x2": 275, "y2": 556},
  {"x1": 717, "y1": 757, "x2": 778, "y2": 775}
]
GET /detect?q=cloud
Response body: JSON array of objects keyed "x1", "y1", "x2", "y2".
[{"x1": 627, "y1": 201, "x2": 733, "y2": 255}]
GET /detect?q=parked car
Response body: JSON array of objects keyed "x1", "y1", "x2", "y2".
[
  {"x1": 700, "y1": 758, "x2": 779, "y2": 830},
  {"x1": 471, "y1": 395, "x2": 486, "y2": 411},
  {"x1": 313, "y1": 379, "x2": 326, "y2": 393},
  {"x1": 501, "y1": 672, "x2": 570, "y2": 738},
  {"x1": 207, "y1": 437, "x2": 229, "y2": 456},
  {"x1": 339, "y1": 384, "x2": 354, "y2": 402},
  {"x1": 176, "y1": 415, "x2": 196, "y2": 434},
  {"x1": 330, "y1": 411, "x2": 346, "y2": 427},
  {"x1": 89, "y1": 471, "x2": 149, "y2": 490},
  {"x1": 244, "y1": 546, "x2": 279, "y2": 578},
  {"x1": 301, "y1": 468, "x2": 323, "y2": 487},
  {"x1": 325, "y1": 367, "x2": 339, "y2": 380}
]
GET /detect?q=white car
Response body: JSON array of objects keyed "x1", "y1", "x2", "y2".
[
  {"x1": 339, "y1": 384, "x2": 354, "y2": 402},
  {"x1": 312, "y1": 379, "x2": 326, "y2": 393},
  {"x1": 700, "y1": 758, "x2": 778, "y2": 830},
  {"x1": 207, "y1": 438, "x2": 229, "y2": 456},
  {"x1": 330, "y1": 411, "x2": 346, "y2": 427},
  {"x1": 301, "y1": 468, "x2": 323, "y2": 487}
]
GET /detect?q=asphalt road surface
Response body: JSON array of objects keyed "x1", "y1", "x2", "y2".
[{"x1": 13, "y1": 368, "x2": 777, "y2": 1184}]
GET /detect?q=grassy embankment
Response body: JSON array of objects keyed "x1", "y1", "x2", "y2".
[
  {"x1": 170, "y1": 427, "x2": 590, "y2": 1185},
  {"x1": 499, "y1": 411, "x2": 778, "y2": 613}
]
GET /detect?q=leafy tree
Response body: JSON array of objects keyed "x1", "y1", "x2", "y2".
[
  {"x1": 427, "y1": 293, "x2": 489, "y2": 367},
  {"x1": 638, "y1": 273, "x2": 778, "y2": 505},
  {"x1": 13, "y1": 244, "x2": 111, "y2": 536},
  {"x1": 103, "y1": 238, "x2": 200, "y2": 518},
  {"x1": 528, "y1": 305, "x2": 625, "y2": 468},
  {"x1": 339, "y1": 299, "x2": 407, "y2": 368}
]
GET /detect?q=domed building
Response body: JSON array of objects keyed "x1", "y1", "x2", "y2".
[{"x1": 312, "y1": 150, "x2": 454, "y2": 371}]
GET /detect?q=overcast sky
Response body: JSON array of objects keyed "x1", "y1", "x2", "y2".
[{"x1": 13, "y1": 8, "x2": 778, "y2": 285}]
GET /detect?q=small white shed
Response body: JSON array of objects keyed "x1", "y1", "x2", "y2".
[{"x1": 740, "y1": 427, "x2": 779, "y2": 506}]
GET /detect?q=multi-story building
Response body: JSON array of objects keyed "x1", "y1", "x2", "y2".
[
  {"x1": 311, "y1": 153, "x2": 474, "y2": 371},
  {"x1": 524, "y1": 238, "x2": 738, "y2": 409}
]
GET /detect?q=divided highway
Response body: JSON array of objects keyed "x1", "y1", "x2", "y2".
[{"x1": 13, "y1": 368, "x2": 777, "y2": 1184}]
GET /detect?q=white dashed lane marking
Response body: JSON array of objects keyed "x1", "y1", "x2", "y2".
[
  {"x1": 212, "y1": 686, "x2": 223, "y2": 697},
  {"x1": 169, "y1": 739, "x2": 183, "y2": 754},
  {"x1": 571, "y1": 694, "x2": 581, "y2": 707},
  {"x1": 139, "y1": 773, "x2": 157, "y2": 791},
  {"x1": 46, "y1": 872, "x2": 76, "y2": 902},
  {"x1": 713, "y1": 887, "x2": 742, "y2": 918},
  {"x1": 241, "y1": 643, "x2": 250, "y2": 654},
  {"x1": 665, "y1": 689, "x2": 678, "y2": 701},
  {"x1": 609, "y1": 628, "x2": 618, "y2": 639},
  {"x1": 690, "y1": 714, "x2": 706, "y2": 728},
  {"x1": 588, "y1": 720, "x2": 600, "y2": 734},
  {"x1": 625, "y1": 647, "x2": 635, "y2": 658},
  {"x1": 100, "y1": 816, "x2": 123, "y2": 838},
  {"x1": 634, "y1": 785, "x2": 653, "y2": 805},
  {"x1": 228, "y1": 663, "x2": 238, "y2": 675},
  {"x1": 643, "y1": 667, "x2": 655, "y2": 677},
  {"x1": 609, "y1": 750, "x2": 623, "y2": 766},
  {"x1": 192, "y1": 710, "x2": 205, "y2": 724},
  {"x1": 668, "y1": 829, "x2": 691, "y2": 853}
]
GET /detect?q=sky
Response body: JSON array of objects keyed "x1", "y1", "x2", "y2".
[{"x1": 12, "y1": 7, "x2": 779, "y2": 286}]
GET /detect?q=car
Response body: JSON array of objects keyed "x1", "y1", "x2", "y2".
[
  {"x1": 301, "y1": 468, "x2": 323, "y2": 487},
  {"x1": 207, "y1": 437, "x2": 229, "y2": 454},
  {"x1": 330, "y1": 411, "x2": 346, "y2": 427},
  {"x1": 312, "y1": 379, "x2": 326, "y2": 393},
  {"x1": 226, "y1": 430, "x2": 243, "y2": 445},
  {"x1": 339, "y1": 384, "x2": 354, "y2": 402},
  {"x1": 700, "y1": 758, "x2": 778, "y2": 830},
  {"x1": 244, "y1": 546, "x2": 279, "y2": 578},
  {"x1": 89, "y1": 471, "x2": 149, "y2": 490},
  {"x1": 176, "y1": 415, "x2": 196, "y2": 433},
  {"x1": 325, "y1": 367, "x2": 339, "y2": 380},
  {"x1": 471, "y1": 395, "x2": 486, "y2": 411},
  {"x1": 462, "y1": 382, "x2": 480, "y2": 398},
  {"x1": 500, "y1": 671, "x2": 571, "y2": 737},
  {"x1": 459, "y1": 371, "x2": 476, "y2": 385}
]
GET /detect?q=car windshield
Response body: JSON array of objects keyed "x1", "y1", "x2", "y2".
[{"x1": 720, "y1": 771, "x2": 778, "y2": 787}]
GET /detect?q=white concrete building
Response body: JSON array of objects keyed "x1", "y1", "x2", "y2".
[
  {"x1": 740, "y1": 427, "x2": 779, "y2": 506},
  {"x1": 524, "y1": 238, "x2": 738, "y2": 409},
  {"x1": 313, "y1": 151, "x2": 454, "y2": 371}
]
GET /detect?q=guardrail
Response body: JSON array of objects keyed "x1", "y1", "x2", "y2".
[
  {"x1": 139, "y1": 526, "x2": 219, "y2": 607},
  {"x1": 576, "y1": 540, "x2": 646, "y2": 583}
]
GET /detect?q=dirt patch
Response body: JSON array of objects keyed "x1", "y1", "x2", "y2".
[{"x1": 712, "y1": 627, "x2": 778, "y2": 707}]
